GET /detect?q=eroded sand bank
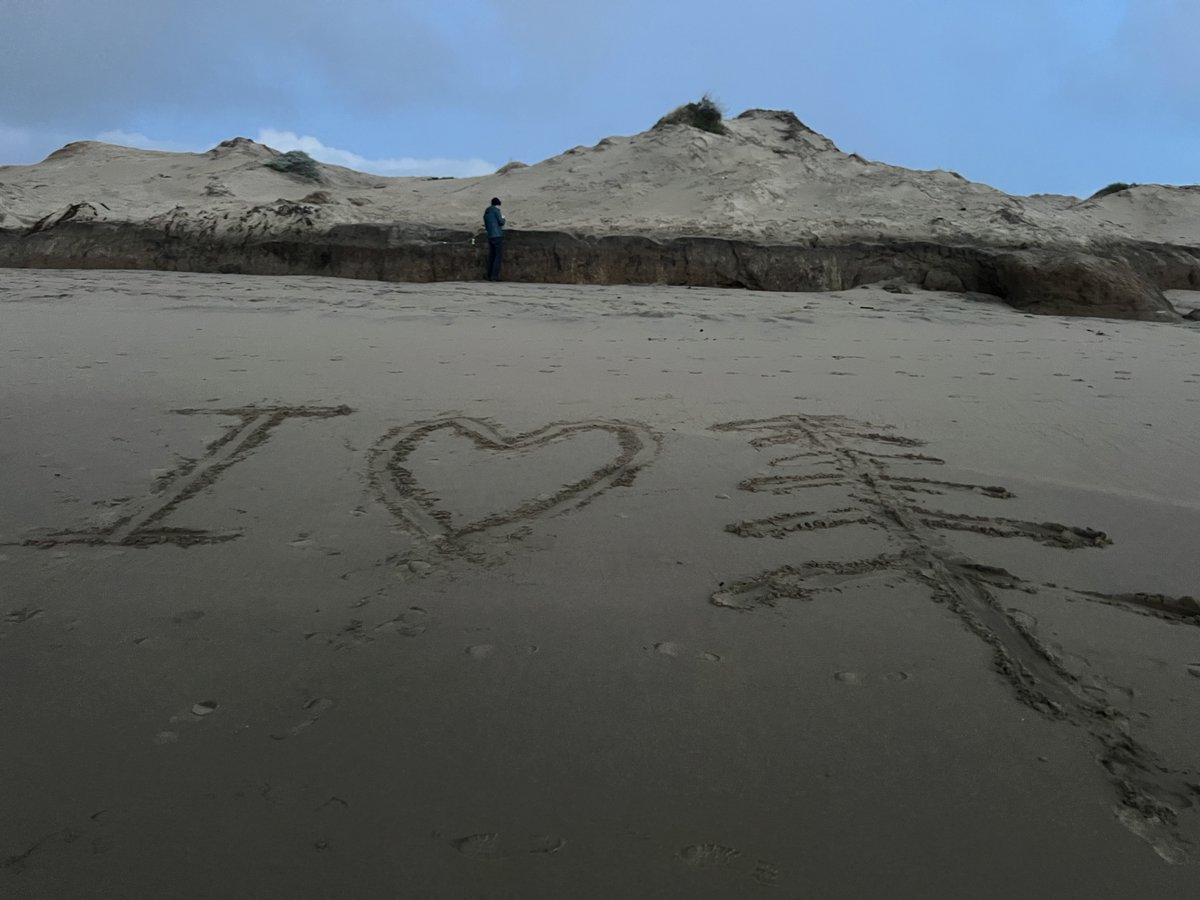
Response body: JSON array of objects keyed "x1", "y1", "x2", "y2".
[{"x1": 2, "y1": 269, "x2": 1199, "y2": 897}]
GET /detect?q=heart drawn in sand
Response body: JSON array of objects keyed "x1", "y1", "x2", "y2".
[{"x1": 368, "y1": 416, "x2": 659, "y2": 552}]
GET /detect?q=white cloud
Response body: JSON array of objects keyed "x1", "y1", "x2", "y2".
[
  {"x1": 1, "y1": 123, "x2": 190, "y2": 165},
  {"x1": 94, "y1": 130, "x2": 202, "y2": 153},
  {"x1": 258, "y1": 129, "x2": 497, "y2": 178}
]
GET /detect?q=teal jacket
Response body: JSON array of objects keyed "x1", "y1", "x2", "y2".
[{"x1": 484, "y1": 204, "x2": 506, "y2": 239}]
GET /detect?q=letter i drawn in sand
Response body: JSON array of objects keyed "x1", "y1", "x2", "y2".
[
  {"x1": 21, "y1": 405, "x2": 352, "y2": 548},
  {"x1": 711, "y1": 414, "x2": 1200, "y2": 864}
]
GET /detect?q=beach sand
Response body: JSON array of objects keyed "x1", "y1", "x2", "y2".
[{"x1": 2, "y1": 269, "x2": 1199, "y2": 897}]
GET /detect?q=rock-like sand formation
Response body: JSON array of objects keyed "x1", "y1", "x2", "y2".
[{"x1": 2, "y1": 109, "x2": 1199, "y2": 320}]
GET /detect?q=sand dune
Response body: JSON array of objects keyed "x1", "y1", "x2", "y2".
[
  {"x1": 2, "y1": 110, "x2": 1198, "y2": 320},
  {"x1": 3, "y1": 111, "x2": 1198, "y2": 246}
]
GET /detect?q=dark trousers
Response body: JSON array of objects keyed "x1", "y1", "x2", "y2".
[{"x1": 487, "y1": 237, "x2": 504, "y2": 281}]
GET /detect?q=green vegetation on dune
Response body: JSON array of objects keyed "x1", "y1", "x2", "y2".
[
  {"x1": 654, "y1": 94, "x2": 728, "y2": 135},
  {"x1": 265, "y1": 150, "x2": 323, "y2": 182},
  {"x1": 1090, "y1": 181, "x2": 1138, "y2": 200}
]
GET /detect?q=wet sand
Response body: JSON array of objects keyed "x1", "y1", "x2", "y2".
[{"x1": 2, "y1": 269, "x2": 1199, "y2": 898}]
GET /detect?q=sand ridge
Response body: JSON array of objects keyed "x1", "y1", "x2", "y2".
[
  {"x1": 2, "y1": 110, "x2": 1198, "y2": 247},
  {"x1": 3, "y1": 110, "x2": 1198, "y2": 322}
]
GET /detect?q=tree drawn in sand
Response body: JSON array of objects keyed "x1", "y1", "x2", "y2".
[{"x1": 710, "y1": 414, "x2": 1200, "y2": 864}]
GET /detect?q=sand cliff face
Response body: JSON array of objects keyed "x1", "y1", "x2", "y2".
[{"x1": 1, "y1": 109, "x2": 1198, "y2": 320}]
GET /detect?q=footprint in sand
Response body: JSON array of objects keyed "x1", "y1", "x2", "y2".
[
  {"x1": 4, "y1": 606, "x2": 43, "y2": 624},
  {"x1": 650, "y1": 642, "x2": 722, "y2": 663},
  {"x1": 153, "y1": 697, "x2": 224, "y2": 744},
  {"x1": 191, "y1": 700, "x2": 218, "y2": 717},
  {"x1": 679, "y1": 843, "x2": 781, "y2": 886},
  {"x1": 323, "y1": 608, "x2": 430, "y2": 648},
  {"x1": 750, "y1": 859, "x2": 781, "y2": 886},
  {"x1": 450, "y1": 832, "x2": 565, "y2": 860},
  {"x1": 527, "y1": 834, "x2": 566, "y2": 854},
  {"x1": 834, "y1": 671, "x2": 910, "y2": 685},
  {"x1": 378, "y1": 607, "x2": 430, "y2": 638},
  {"x1": 680, "y1": 843, "x2": 741, "y2": 867},
  {"x1": 465, "y1": 643, "x2": 539, "y2": 659},
  {"x1": 452, "y1": 833, "x2": 505, "y2": 860},
  {"x1": 270, "y1": 697, "x2": 335, "y2": 741},
  {"x1": 394, "y1": 620, "x2": 427, "y2": 638}
]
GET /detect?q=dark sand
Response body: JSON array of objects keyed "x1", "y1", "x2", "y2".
[{"x1": 2, "y1": 270, "x2": 1199, "y2": 898}]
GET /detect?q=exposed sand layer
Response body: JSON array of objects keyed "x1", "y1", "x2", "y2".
[
  {"x1": 2, "y1": 110, "x2": 1198, "y2": 320},
  {"x1": 2, "y1": 269, "x2": 1199, "y2": 897}
]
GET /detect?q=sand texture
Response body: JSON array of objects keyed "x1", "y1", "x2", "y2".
[
  {"x1": 1, "y1": 110, "x2": 1198, "y2": 320},
  {"x1": 2, "y1": 269, "x2": 1199, "y2": 897}
]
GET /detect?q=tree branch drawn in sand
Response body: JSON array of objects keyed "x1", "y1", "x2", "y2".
[
  {"x1": 710, "y1": 414, "x2": 1200, "y2": 864},
  {"x1": 21, "y1": 405, "x2": 352, "y2": 548},
  {"x1": 368, "y1": 416, "x2": 660, "y2": 561}
]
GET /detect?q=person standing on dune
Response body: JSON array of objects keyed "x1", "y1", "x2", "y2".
[{"x1": 483, "y1": 197, "x2": 506, "y2": 281}]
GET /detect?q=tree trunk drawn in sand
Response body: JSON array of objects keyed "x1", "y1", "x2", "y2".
[{"x1": 710, "y1": 414, "x2": 1200, "y2": 864}]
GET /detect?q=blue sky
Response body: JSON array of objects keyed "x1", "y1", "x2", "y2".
[{"x1": 1, "y1": 0, "x2": 1196, "y2": 196}]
